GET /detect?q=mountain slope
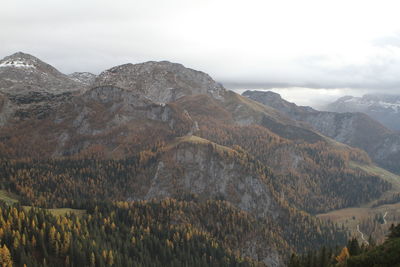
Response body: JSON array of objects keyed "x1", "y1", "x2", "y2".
[
  {"x1": 243, "y1": 90, "x2": 400, "y2": 174},
  {"x1": 0, "y1": 138, "x2": 349, "y2": 266},
  {"x1": 0, "y1": 201, "x2": 267, "y2": 266}
]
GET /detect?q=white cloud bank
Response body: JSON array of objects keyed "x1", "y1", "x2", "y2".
[{"x1": 234, "y1": 87, "x2": 373, "y2": 109}]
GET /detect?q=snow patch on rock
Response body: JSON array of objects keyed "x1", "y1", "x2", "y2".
[{"x1": 0, "y1": 60, "x2": 35, "y2": 69}]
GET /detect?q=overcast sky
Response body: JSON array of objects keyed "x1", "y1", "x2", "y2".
[{"x1": 2, "y1": 0, "x2": 400, "y2": 100}]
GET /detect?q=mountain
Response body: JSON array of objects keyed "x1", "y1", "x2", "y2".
[
  {"x1": 243, "y1": 90, "x2": 400, "y2": 174},
  {"x1": 325, "y1": 94, "x2": 400, "y2": 131},
  {"x1": 0, "y1": 52, "x2": 82, "y2": 94},
  {"x1": 0, "y1": 52, "x2": 397, "y2": 266},
  {"x1": 0, "y1": 52, "x2": 87, "y2": 126},
  {"x1": 0, "y1": 57, "x2": 325, "y2": 158},
  {"x1": 0, "y1": 57, "x2": 387, "y2": 214},
  {"x1": 93, "y1": 61, "x2": 225, "y2": 103}
]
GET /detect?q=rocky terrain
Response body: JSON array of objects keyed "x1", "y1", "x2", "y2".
[
  {"x1": 325, "y1": 94, "x2": 400, "y2": 131},
  {"x1": 93, "y1": 61, "x2": 225, "y2": 103},
  {"x1": 0, "y1": 52, "x2": 82, "y2": 94},
  {"x1": 243, "y1": 90, "x2": 400, "y2": 174},
  {"x1": 68, "y1": 71, "x2": 96, "y2": 86},
  {"x1": 0, "y1": 52, "x2": 88, "y2": 126}
]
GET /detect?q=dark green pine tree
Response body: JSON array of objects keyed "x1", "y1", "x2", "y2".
[
  {"x1": 318, "y1": 245, "x2": 328, "y2": 267},
  {"x1": 288, "y1": 253, "x2": 301, "y2": 267},
  {"x1": 367, "y1": 235, "x2": 376, "y2": 248},
  {"x1": 389, "y1": 223, "x2": 400, "y2": 238},
  {"x1": 347, "y1": 238, "x2": 360, "y2": 256}
]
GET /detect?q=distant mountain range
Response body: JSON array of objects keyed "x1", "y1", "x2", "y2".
[
  {"x1": 325, "y1": 94, "x2": 400, "y2": 131},
  {"x1": 243, "y1": 90, "x2": 400, "y2": 174},
  {"x1": 1, "y1": 52, "x2": 399, "y2": 266}
]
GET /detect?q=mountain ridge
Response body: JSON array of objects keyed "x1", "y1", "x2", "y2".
[
  {"x1": 325, "y1": 93, "x2": 400, "y2": 131},
  {"x1": 94, "y1": 60, "x2": 225, "y2": 103},
  {"x1": 243, "y1": 90, "x2": 400, "y2": 174}
]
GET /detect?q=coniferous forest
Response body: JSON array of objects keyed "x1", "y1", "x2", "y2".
[
  {"x1": 289, "y1": 223, "x2": 400, "y2": 267},
  {"x1": 0, "y1": 200, "x2": 265, "y2": 266}
]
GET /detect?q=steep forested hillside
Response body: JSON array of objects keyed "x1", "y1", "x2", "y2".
[
  {"x1": 176, "y1": 94, "x2": 390, "y2": 214},
  {"x1": 0, "y1": 141, "x2": 349, "y2": 264}
]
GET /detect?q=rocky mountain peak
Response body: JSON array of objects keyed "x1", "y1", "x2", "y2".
[
  {"x1": 243, "y1": 90, "x2": 284, "y2": 104},
  {"x1": 0, "y1": 52, "x2": 83, "y2": 95},
  {"x1": 0, "y1": 52, "x2": 39, "y2": 69},
  {"x1": 2, "y1": 51, "x2": 36, "y2": 61},
  {"x1": 243, "y1": 90, "x2": 315, "y2": 115},
  {"x1": 0, "y1": 52, "x2": 63, "y2": 76},
  {"x1": 94, "y1": 60, "x2": 225, "y2": 103}
]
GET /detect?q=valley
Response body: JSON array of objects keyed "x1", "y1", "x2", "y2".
[
  {"x1": 244, "y1": 89, "x2": 400, "y2": 247},
  {"x1": 318, "y1": 202, "x2": 400, "y2": 244},
  {"x1": 316, "y1": 162, "x2": 400, "y2": 244}
]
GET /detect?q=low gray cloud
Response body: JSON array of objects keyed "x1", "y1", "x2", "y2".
[
  {"x1": 373, "y1": 33, "x2": 400, "y2": 48},
  {"x1": 2, "y1": 0, "x2": 400, "y2": 94}
]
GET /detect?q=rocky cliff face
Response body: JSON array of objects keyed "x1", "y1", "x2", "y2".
[
  {"x1": 142, "y1": 137, "x2": 282, "y2": 265},
  {"x1": 0, "y1": 91, "x2": 73, "y2": 126},
  {"x1": 325, "y1": 94, "x2": 400, "y2": 131},
  {"x1": 145, "y1": 136, "x2": 278, "y2": 218},
  {"x1": 44, "y1": 85, "x2": 196, "y2": 157},
  {"x1": 243, "y1": 90, "x2": 400, "y2": 173}
]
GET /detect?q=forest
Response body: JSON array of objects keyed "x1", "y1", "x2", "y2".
[
  {"x1": 0, "y1": 200, "x2": 265, "y2": 266},
  {"x1": 0, "y1": 133, "x2": 390, "y2": 266},
  {"x1": 289, "y1": 223, "x2": 400, "y2": 267}
]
